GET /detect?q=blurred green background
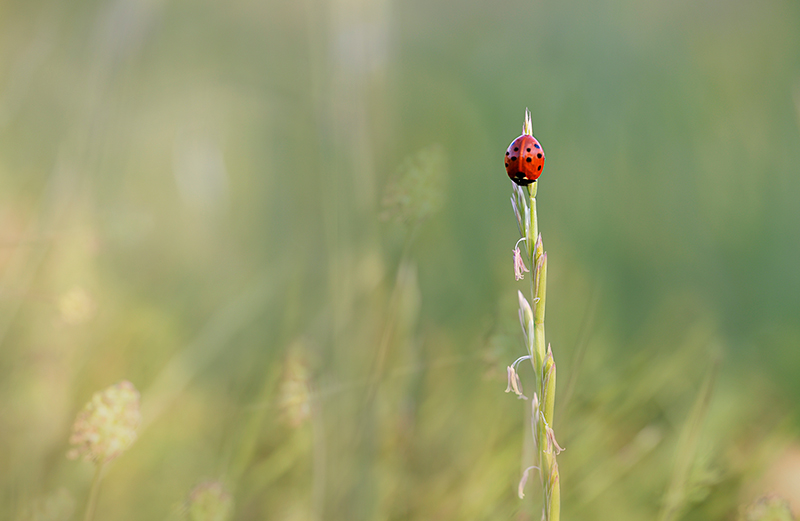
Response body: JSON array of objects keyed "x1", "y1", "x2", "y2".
[{"x1": 2, "y1": 0, "x2": 800, "y2": 519}]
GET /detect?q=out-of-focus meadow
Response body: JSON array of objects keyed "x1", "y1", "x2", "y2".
[{"x1": 2, "y1": 0, "x2": 800, "y2": 519}]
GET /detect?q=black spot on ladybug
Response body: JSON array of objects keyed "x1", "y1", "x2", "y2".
[
  {"x1": 534, "y1": 144, "x2": 540, "y2": 149},
  {"x1": 537, "y1": 165, "x2": 542, "y2": 171},
  {"x1": 514, "y1": 147, "x2": 519, "y2": 151},
  {"x1": 505, "y1": 163, "x2": 508, "y2": 167},
  {"x1": 526, "y1": 157, "x2": 532, "y2": 162},
  {"x1": 537, "y1": 153, "x2": 542, "y2": 158},
  {"x1": 506, "y1": 152, "x2": 509, "y2": 156},
  {"x1": 527, "y1": 148, "x2": 531, "y2": 152},
  {"x1": 512, "y1": 156, "x2": 517, "y2": 161}
]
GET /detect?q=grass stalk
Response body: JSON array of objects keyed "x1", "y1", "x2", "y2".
[
  {"x1": 83, "y1": 462, "x2": 105, "y2": 521},
  {"x1": 506, "y1": 110, "x2": 561, "y2": 521}
]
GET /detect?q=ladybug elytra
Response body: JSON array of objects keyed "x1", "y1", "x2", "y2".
[{"x1": 505, "y1": 134, "x2": 544, "y2": 186}]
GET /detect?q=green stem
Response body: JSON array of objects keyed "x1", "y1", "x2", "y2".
[
  {"x1": 527, "y1": 182, "x2": 540, "y2": 373},
  {"x1": 84, "y1": 462, "x2": 105, "y2": 521},
  {"x1": 525, "y1": 180, "x2": 560, "y2": 521},
  {"x1": 528, "y1": 182, "x2": 538, "y2": 261}
]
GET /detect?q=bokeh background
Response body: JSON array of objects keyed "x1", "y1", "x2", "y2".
[{"x1": 2, "y1": 0, "x2": 800, "y2": 519}]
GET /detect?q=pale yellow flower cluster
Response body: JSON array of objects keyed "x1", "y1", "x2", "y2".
[
  {"x1": 67, "y1": 380, "x2": 141, "y2": 464},
  {"x1": 185, "y1": 481, "x2": 233, "y2": 521},
  {"x1": 58, "y1": 287, "x2": 96, "y2": 325}
]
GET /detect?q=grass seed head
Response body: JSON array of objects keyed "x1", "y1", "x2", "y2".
[
  {"x1": 278, "y1": 351, "x2": 312, "y2": 428},
  {"x1": 67, "y1": 380, "x2": 140, "y2": 464},
  {"x1": 185, "y1": 481, "x2": 233, "y2": 521}
]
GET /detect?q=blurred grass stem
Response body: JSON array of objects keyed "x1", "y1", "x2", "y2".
[
  {"x1": 83, "y1": 462, "x2": 105, "y2": 521},
  {"x1": 658, "y1": 356, "x2": 719, "y2": 521}
]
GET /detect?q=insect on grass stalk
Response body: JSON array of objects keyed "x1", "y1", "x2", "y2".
[{"x1": 504, "y1": 110, "x2": 562, "y2": 521}]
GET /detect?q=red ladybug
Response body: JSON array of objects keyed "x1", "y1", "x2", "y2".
[{"x1": 505, "y1": 134, "x2": 544, "y2": 186}]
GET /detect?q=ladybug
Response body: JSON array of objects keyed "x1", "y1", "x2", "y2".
[{"x1": 505, "y1": 134, "x2": 544, "y2": 186}]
